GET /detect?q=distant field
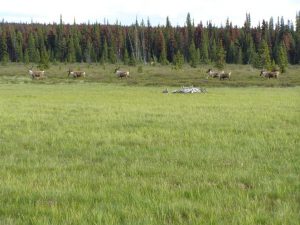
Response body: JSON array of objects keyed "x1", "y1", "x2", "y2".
[
  {"x1": 0, "y1": 63, "x2": 299, "y2": 87},
  {"x1": 0, "y1": 83, "x2": 299, "y2": 224}
]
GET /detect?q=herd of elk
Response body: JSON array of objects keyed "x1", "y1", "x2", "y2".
[
  {"x1": 26, "y1": 66, "x2": 281, "y2": 82},
  {"x1": 115, "y1": 67, "x2": 130, "y2": 79}
]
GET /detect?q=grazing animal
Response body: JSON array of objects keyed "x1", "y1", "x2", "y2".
[
  {"x1": 260, "y1": 70, "x2": 279, "y2": 79},
  {"x1": 219, "y1": 71, "x2": 231, "y2": 80},
  {"x1": 115, "y1": 67, "x2": 130, "y2": 79},
  {"x1": 206, "y1": 68, "x2": 221, "y2": 79},
  {"x1": 68, "y1": 69, "x2": 86, "y2": 78},
  {"x1": 28, "y1": 67, "x2": 45, "y2": 79}
]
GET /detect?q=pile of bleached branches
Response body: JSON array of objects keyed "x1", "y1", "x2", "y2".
[{"x1": 170, "y1": 86, "x2": 207, "y2": 94}]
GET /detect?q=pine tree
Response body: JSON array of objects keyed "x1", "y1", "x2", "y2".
[
  {"x1": 189, "y1": 41, "x2": 198, "y2": 67},
  {"x1": 215, "y1": 40, "x2": 226, "y2": 69},
  {"x1": 278, "y1": 42, "x2": 288, "y2": 72},
  {"x1": 200, "y1": 31, "x2": 209, "y2": 64},
  {"x1": 15, "y1": 31, "x2": 23, "y2": 62},
  {"x1": 157, "y1": 30, "x2": 168, "y2": 65},
  {"x1": 23, "y1": 49, "x2": 29, "y2": 64},
  {"x1": 173, "y1": 51, "x2": 184, "y2": 70},
  {"x1": 101, "y1": 38, "x2": 108, "y2": 63},
  {"x1": 0, "y1": 31, "x2": 9, "y2": 64},
  {"x1": 67, "y1": 36, "x2": 76, "y2": 63},
  {"x1": 27, "y1": 33, "x2": 37, "y2": 62},
  {"x1": 258, "y1": 39, "x2": 272, "y2": 70},
  {"x1": 123, "y1": 47, "x2": 129, "y2": 65},
  {"x1": 38, "y1": 46, "x2": 50, "y2": 69},
  {"x1": 210, "y1": 39, "x2": 217, "y2": 62}
]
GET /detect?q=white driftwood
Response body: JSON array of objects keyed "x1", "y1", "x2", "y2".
[{"x1": 172, "y1": 86, "x2": 207, "y2": 94}]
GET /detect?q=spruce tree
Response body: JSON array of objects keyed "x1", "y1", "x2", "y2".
[
  {"x1": 215, "y1": 40, "x2": 226, "y2": 69},
  {"x1": 38, "y1": 46, "x2": 50, "y2": 69},
  {"x1": 258, "y1": 39, "x2": 272, "y2": 70},
  {"x1": 210, "y1": 39, "x2": 217, "y2": 62},
  {"x1": 173, "y1": 51, "x2": 184, "y2": 70},
  {"x1": 200, "y1": 32, "x2": 209, "y2": 64},
  {"x1": 67, "y1": 36, "x2": 76, "y2": 63},
  {"x1": 278, "y1": 42, "x2": 288, "y2": 72},
  {"x1": 28, "y1": 33, "x2": 37, "y2": 62},
  {"x1": 101, "y1": 38, "x2": 108, "y2": 63},
  {"x1": 0, "y1": 31, "x2": 9, "y2": 64},
  {"x1": 123, "y1": 47, "x2": 129, "y2": 65},
  {"x1": 189, "y1": 41, "x2": 198, "y2": 67}
]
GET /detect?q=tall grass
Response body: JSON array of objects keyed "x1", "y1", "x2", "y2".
[{"x1": 0, "y1": 83, "x2": 299, "y2": 224}]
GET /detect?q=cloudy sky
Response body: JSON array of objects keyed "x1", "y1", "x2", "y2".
[{"x1": 1, "y1": 0, "x2": 299, "y2": 27}]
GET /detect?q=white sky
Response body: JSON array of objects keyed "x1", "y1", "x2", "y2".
[{"x1": 1, "y1": 0, "x2": 299, "y2": 27}]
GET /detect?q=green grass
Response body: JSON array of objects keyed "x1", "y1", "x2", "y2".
[
  {"x1": 0, "y1": 63, "x2": 300, "y2": 87},
  {"x1": 0, "y1": 83, "x2": 299, "y2": 224}
]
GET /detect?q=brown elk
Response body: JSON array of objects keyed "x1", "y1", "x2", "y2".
[
  {"x1": 219, "y1": 71, "x2": 231, "y2": 80},
  {"x1": 115, "y1": 67, "x2": 130, "y2": 79},
  {"x1": 28, "y1": 67, "x2": 45, "y2": 79},
  {"x1": 206, "y1": 68, "x2": 221, "y2": 79},
  {"x1": 260, "y1": 70, "x2": 279, "y2": 79},
  {"x1": 68, "y1": 69, "x2": 86, "y2": 78}
]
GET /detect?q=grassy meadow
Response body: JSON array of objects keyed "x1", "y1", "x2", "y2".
[{"x1": 0, "y1": 63, "x2": 300, "y2": 224}]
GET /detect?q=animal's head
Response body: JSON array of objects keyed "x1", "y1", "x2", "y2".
[
  {"x1": 206, "y1": 69, "x2": 212, "y2": 73},
  {"x1": 114, "y1": 67, "x2": 120, "y2": 73},
  {"x1": 67, "y1": 69, "x2": 72, "y2": 76},
  {"x1": 260, "y1": 70, "x2": 264, "y2": 76}
]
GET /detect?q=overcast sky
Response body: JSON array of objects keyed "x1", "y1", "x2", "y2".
[{"x1": 1, "y1": 0, "x2": 299, "y2": 27}]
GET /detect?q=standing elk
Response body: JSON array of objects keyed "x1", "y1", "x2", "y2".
[
  {"x1": 115, "y1": 67, "x2": 130, "y2": 79},
  {"x1": 219, "y1": 71, "x2": 231, "y2": 80},
  {"x1": 28, "y1": 66, "x2": 45, "y2": 79},
  {"x1": 260, "y1": 70, "x2": 279, "y2": 79},
  {"x1": 206, "y1": 68, "x2": 221, "y2": 79},
  {"x1": 68, "y1": 69, "x2": 86, "y2": 78}
]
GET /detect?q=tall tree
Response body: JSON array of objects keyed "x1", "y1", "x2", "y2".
[
  {"x1": 0, "y1": 30, "x2": 9, "y2": 64},
  {"x1": 277, "y1": 42, "x2": 288, "y2": 72},
  {"x1": 215, "y1": 40, "x2": 226, "y2": 69},
  {"x1": 258, "y1": 39, "x2": 272, "y2": 70}
]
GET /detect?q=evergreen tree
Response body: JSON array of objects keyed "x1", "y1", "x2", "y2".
[
  {"x1": 210, "y1": 39, "x2": 217, "y2": 62},
  {"x1": 67, "y1": 36, "x2": 76, "y2": 63},
  {"x1": 0, "y1": 31, "x2": 9, "y2": 64},
  {"x1": 189, "y1": 41, "x2": 198, "y2": 67},
  {"x1": 23, "y1": 49, "x2": 29, "y2": 64},
  {"x1": 123, "y1": 47, "x2": 129, "y2": 65},
  {"x1": 101, "y1": 38, "x2": 108, "y2": 63},
  {"x1": 27, "y1": 33, "x2": 37, "y2": 62},
  {"x1": 258, "y1": 39, "x2": 272, "y2": 70},
  {"x1": 15, "y1": 31, "x2": 23, "y2": 62},
  {"x1": 173, "y1": 51, "x2": 184, "y2": 69},
  {"x1": 200, "y1": 31, "x2": 209, "y2": 64},
  {"x1": 277, "y1": 42, "x2": 288, "y2": 72},
  {"x1": 215, "y1": 40, "x2": 226, "y2": 69},
  {"x1": 38, "y1": 46, "x2": 50, "y2": 69},
  {"x1": 157, "y1": 30, "x2": 168, "y2": 65}
]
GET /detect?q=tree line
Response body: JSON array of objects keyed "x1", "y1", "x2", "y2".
[{"x1": 0, "y1": 12, "x2": 299, "y2": 72}]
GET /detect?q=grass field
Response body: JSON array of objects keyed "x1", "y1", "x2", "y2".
[{"x1": 0, "y1": 80, "x2": 299, "y2": 224}]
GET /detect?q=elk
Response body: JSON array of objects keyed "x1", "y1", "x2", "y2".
[
  {"x1": 28, "y1": 67, "x2": 45, "y2": 79},
  {"x1": 260, "y1": 70, "x2": 279, "y2": 79},
  {"x1": 219, "y1": 71, "x2": 231, "y2": 80},
  {"x1": 206, "y1": 68, "x2": 221, "y2": 79},
  {"x1": 68, "y1": 69, "x2": 86, "y2": 78},
  {"x1": 115, "y1": 67, "x2": 130, "y2": 79}
]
